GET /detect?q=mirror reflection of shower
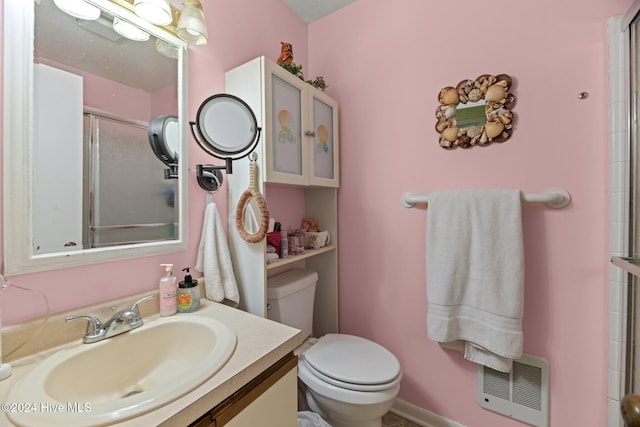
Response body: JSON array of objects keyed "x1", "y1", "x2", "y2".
[
  {"x1": 33, "y1": 110, "x2": 178, "y2": 254},
  {"x1": 81, "y1": 110, "x2": 178, "y2": 250}
]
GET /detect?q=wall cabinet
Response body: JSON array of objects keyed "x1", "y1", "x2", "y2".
[
  {"x1": 226, "y1": 56, "x2": 339, "y2": 187},
  {"x1": 225, "y1": 57, "x2": 339, "y2": 337}
]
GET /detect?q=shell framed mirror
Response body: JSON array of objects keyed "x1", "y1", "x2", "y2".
[{"x1": 435, "y1": 74, "x2": 515, "y2": 149}]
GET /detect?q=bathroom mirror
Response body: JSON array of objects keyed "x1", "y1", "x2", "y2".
[
  {"x1": 435, "y1": 74, "x2": 515, "y2": 149},
  {"x1": 3, "y1": 0, "x2": 188, "y2": 274},
  {"x1": 243, "y1": 200, "x2": 261, "y2": 234}
]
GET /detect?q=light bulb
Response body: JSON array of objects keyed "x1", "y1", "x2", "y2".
[
  {"x1": 133, "y1": 0, "x2": 172, "y2": 26},
  {"x1": 176, "y1": 0, "x2": 208, "y2": 45},
  {"x1": 53, "y1": 0, "x2": 100, "y2": 21},
  {"x1": 156, "y1": 39, "x2": 179, "y2": 59},
  {"x1": 113, "y1": 18, "x2": 150, "y2": 42}
]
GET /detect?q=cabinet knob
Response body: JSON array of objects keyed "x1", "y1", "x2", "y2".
[{"x1": 305, "y1": 130, "x2": 316, "y2": 137}]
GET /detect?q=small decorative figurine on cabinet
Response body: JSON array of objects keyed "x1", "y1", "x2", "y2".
[
  {"x1": 276, "y1": 42, "x2": 329, "y2": 91},
  {"x1": 277, "y1": 42, "x2": 294, "y2": 65}
]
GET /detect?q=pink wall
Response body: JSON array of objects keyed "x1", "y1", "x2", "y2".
[
  {"x1": 0, "y1": 0, "x2": 633, "y2": 425},
  {"x1": 37, "y1": 57, "x2": 177, "y2": 121},
  {"x1": 308, "y1": 0, "x2": 631, "y2": 426},
  {"x1": 0, "y1": 0, "x2": 307, "y2": 323}
]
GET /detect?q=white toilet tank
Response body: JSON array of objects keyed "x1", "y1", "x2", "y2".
[{"x1": 267, "y1": 269, "x2": 318, "y2": 339}]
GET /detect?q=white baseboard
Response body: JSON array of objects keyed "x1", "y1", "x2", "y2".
[{"x1": 391, "y1": 399, "x2": 466, "y2": 427}]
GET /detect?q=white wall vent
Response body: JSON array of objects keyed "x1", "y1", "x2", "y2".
[{"x1": 477, "y1": 353, "x2": 549, "y2": 427}]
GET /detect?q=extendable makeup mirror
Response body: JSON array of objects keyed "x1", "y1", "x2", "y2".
[
  {"x1": 148, "y1": 115, "x2": 180, "y2": 179},
  {"x1": 190, "y1": 94, "x2": 269, "y2": 242},
  {"x1": 190, "y1": 94, "x2": 262, "y2": 178}
]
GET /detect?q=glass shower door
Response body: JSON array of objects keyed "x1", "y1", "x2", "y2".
[{"x1": 84, "y1": 113, "x2": 178, "y2": 248}]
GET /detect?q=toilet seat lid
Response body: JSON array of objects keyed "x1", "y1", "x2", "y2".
[{"x1": 302, "y1": 334, "x2": 401, "y2": 386}]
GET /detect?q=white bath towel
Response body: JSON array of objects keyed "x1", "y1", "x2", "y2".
[
  {"x1": 196, "y1": 202, "x2": 240, "y2": 305},
  {"x1": 426, "y1": 189, "x2": 524, "y2": 372}
]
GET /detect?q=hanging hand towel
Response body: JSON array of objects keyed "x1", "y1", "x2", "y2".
[
  {"x1": 196, "y1": 202, "x2": 240, "y2": 305},
  {"x1": 426, "y1": 189, "x2": 524, "y2": 373}
]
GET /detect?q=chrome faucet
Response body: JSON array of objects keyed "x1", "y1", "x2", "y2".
[{"x1": 66, "y1": 295, "x2": 153, "y2": 344}]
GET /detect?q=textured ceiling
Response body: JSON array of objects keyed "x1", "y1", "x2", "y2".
[
  {"x1": 281, "y1": 0, "x2": 358, "y2": 22},
  {"x1": 36, "y1": 0, "x2": 176, "y2": 92}
]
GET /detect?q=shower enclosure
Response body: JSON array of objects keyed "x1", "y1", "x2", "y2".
[
  {"x1": 610, "y1": 4, "x2": 640, "y2": 426},
  {"x1": 82, "y1": 110, "x2": 178, "y2": 249}
]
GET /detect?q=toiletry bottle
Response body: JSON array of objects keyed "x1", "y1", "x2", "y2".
[
  {"x1": 280, "y1": 230, "x2": 288, "y2": 258},
  {"x1": 159, "y1": 263, "x2": 177, "y2": 316},
  {"x1": 177, "y1": 267, "x2": 200, "y2": 313}
]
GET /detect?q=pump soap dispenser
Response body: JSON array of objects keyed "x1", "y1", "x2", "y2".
[
  {"x1": 159, "y1": 263, "x2": 177, "y2": 316},
  {"x1": 177, "y1": 267, "x2": 200, "y2": 313}
]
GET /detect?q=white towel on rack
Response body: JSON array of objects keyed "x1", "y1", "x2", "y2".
[
  {"x1": 426, "y1": 189, "x2": 524, "y2": 373},
  {"x1": 196, "y1": 202, "x2": 240, "y2": 305}
]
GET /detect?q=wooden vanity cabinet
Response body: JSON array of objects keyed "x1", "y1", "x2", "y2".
[{"x1": 190, "y1": 353, "x2": 298, "y2": 427}]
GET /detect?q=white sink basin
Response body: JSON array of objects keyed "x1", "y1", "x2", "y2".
[{"x1": 7, "y1": 314, "x2": 236, "y2": 426}]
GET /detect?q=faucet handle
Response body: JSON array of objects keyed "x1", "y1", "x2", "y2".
[
  {"x1": 129, "y1": 295, "x2": 153, "y2": 325},
  {"x1": 66, "y1": 315, "x2": 103, "y2": 339}
]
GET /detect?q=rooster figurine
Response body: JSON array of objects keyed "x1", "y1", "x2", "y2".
[{"x1": 277, "y1": 42, "x2": 294, "y2": 65}]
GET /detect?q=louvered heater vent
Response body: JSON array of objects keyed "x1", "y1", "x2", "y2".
[{"x1": 477, "y1": 354, "x2": 549, "y2": 427}]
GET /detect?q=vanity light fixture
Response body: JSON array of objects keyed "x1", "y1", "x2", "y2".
[
  {"x1": 112, "y1": 17, "x2": 150, "y2": 41},
  {"x1": 176, "y1": 0, "x2": 208, "y2": 45},
  {"x1": 133, "y1": 0, "x2": 172, "y2": 25},
  {"x1": 155, "y1": 39, "x2": 179, "y2": 59},
  {"x1": 53, "y1": 0, "x2": 101, "y2": 20}
]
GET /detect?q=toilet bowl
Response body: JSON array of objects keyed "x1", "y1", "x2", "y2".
[
  {"x1": 298, "y1": 333, "x2": 402, "y2": 427},
  {"x1": 267, "y1": 269, "x2": 402, "y2": 427}
]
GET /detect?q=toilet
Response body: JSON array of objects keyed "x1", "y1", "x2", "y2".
[{"x1": 267, "y1": 269, "x2": 402, "y2": 427}]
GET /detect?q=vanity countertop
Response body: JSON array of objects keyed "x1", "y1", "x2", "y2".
[{"x1": 0, "y1": 298, "x2": 304, "y2": 426}]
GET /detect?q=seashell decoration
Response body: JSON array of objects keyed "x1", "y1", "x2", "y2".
[{"x1": 435, "y1": 73, "x2": 515, "y2": 150}]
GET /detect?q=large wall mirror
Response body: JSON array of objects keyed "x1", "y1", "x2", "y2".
[{"x1": 3, "y1": 0, "x2": 188, "y2": 274}]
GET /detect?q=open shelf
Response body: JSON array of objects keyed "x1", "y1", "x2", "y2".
[{"x1": 266, "y1": 245, "x2": 336, "y2": 270}]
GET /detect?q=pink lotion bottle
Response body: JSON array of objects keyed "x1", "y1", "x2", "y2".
[{"x1": 159, "y1": 263, "x2": 177, "y2": 316}]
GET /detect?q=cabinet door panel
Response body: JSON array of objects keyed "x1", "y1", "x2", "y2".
[
  {"x1": 312, "y1": 98, "x2": 335, "y2": 180},
  {"x1": 309, "y1": 92, "x2": 339, "y2": 187},
  {"x1": 270, "y1": 74, "x2": 306, "y2": 183}
]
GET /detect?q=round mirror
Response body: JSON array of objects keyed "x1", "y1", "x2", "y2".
[
  {"x1": 243, "y1": 198, "x2": 260, "y2": 234},
  {"x1": 148, "y1": 115, "x2": 179, "y2": 166},
  {"x1": 235, "y1": 189, "x2": 269, "y2": 243},
  {"x1": 235, "y1": 153, "x2": 269, "y2": 243},
  {"x1": 192, "y1": 94, "x2": 259, "y2": 158}
]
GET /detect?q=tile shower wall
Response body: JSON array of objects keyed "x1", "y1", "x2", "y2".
[{"x1": 608, "y1": 15, "x2": 630, "y2": 427}]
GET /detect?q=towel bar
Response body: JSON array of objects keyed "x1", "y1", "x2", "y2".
[{"x1": 401, "y1": 188, "x2": 571, "y2": 209}]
